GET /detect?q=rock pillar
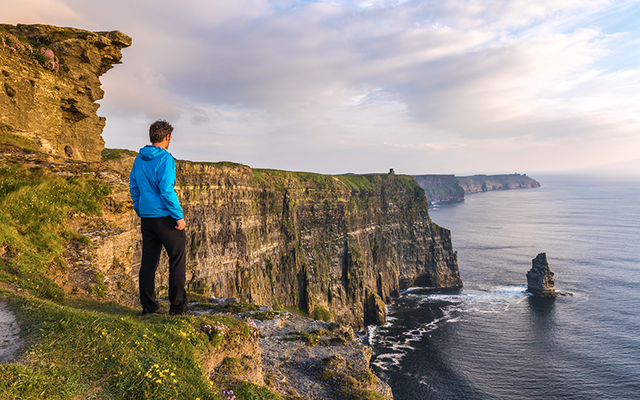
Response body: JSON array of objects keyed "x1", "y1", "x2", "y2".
[{"x1": 526, "y1": 253, "x2": 557, "y2": 297}]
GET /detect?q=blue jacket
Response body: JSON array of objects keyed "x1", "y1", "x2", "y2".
[{"x1": 129, "y1": 145, "x2": 183, "y2": 220}]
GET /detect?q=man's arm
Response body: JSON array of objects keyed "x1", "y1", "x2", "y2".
[
  {"x1": 129, "y1": 163, "x2": 141, "y2": 216},
  {"x1": 157, "y1": 154, "x2": 184, "y2": 226}
]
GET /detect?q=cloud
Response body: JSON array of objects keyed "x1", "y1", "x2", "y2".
[{"x1": 4, "y1": 0, "x2": 640, "y2": 174}]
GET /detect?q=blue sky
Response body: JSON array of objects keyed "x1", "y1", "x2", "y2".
[{"x1": 5, "y1": 0, "x2": 640, "y2": 175}]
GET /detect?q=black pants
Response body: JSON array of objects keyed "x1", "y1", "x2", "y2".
[{"x1": 139, "y1": 216, "x2": 188, "y2": 314}]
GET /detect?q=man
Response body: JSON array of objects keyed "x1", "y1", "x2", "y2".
[{"x1": 130, "y1": 120, "x2": 188, "y2": 315}]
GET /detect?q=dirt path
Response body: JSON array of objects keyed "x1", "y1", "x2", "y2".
[{"x1": 0, "y1": 301, "x2": 22, "y2": 363}]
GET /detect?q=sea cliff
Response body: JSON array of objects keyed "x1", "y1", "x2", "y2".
[
  {"x1": 96, "y1": 156, "x2": 462, "y2": 327},
  {"x1": 413, "y1": 173, "x2": 540, "y2": 203}
]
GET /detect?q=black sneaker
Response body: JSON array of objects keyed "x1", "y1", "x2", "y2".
[
  {"x1": 170, "y1": 306, "x2": 197, "y2": 316},
  {"x1": 141, "y1": 307, "x2": 169, "y2": 316}
]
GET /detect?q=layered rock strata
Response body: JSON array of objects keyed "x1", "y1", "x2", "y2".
[
  {"x1": 526, "y1": 253, "x2": 557, "y2": 297},
  {"x1": 0, "y1": 24, "x2": 131, "y2": 162},
  {"x1": 79, "y1": 153, "x2": 462, "y2": 328}
]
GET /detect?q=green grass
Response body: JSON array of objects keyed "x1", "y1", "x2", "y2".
[
  {"x1": 0, "y1": 127, "x2": 37, "y2": 151},
  {"x1": 101, "y1": 148, "x2": 138, "y2": 161},
  {"x1": 312, "y1": 305, "x2": 332, "y2": 321},
  {"x1": 0, "y1": 292, "x2": 276, "y2": 400},
  {"x1": 0, "y1": 161, "x2": 111, "y2": 302}
]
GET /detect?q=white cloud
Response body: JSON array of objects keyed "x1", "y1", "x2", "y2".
[{"x1": 4, "y1": 0, "x2": 640, "y2": 174}]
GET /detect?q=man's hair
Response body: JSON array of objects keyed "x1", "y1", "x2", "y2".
[{"x1": 149, "y1": 120, "x2": 174, "y2": 143}]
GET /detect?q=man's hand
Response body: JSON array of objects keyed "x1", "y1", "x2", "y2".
[{"x1": 175, "y1": 218, "x2": 186, "y2": 230}]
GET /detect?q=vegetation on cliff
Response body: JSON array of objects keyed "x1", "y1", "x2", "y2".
[
  {"x1": 0, "y1": 153, "x2": 110, "y2": 302},
  {"x1": 0, "y1": 291, "x2": 282, "y2": 400}
]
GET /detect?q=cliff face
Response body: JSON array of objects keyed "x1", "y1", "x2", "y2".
[
  {"x1": 85, "y1": 155, "x2": 462, "y2": 327},
  {"x1": 457, "y1": 174, "x2": 540, "y2": 193},
  {"x1": 412, "y1": 174, "x2": 465, "y2": 203},
  {"x1": 0, "y1": 24, "x2": 131, "y2": 162}
]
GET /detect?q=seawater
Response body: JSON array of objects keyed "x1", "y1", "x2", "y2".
[{"x1": 370, "y1": 174, "x2": 640, "y2": 400}]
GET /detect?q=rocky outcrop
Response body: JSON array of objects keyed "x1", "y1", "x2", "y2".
[
  {"x1": 526, "y1": 253, "x2": 557, "y2": 297},
  {"x1": 412, "y1": 174, "x2": 465, "y2": 204},
  {"x1": 0, "y1": 24, "x2": 131, "y2": 162},
  {"x1": 364, "y1": 289, "x2": 387, "y2": 326},
  {"x1": 255, "y1": 312, "x2": 393, "y2": 399},
  {"x1": 457, "y1": 174, "x2": 540, "y2": 194}
]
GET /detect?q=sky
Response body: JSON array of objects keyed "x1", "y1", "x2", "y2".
[{"x1": 4, "y1": 0, "x2": 640, "y2": 175}]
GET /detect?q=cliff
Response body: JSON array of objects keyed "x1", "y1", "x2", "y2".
[
  {"x1": 412, "y1": 174, "x2": 465, "y2": 203},
  {"x1": 93, "y1": 155, "x2": 462, "y2": 328},
  {"x1": 457, "y1": 173, "x2": 540, "y2": 194},
  {"x1": 0, "y1": 24, "x2": 131, "y2": 162},
  {"x1": 0, "y1": 24, "x2": 461, "y2": 329},
  {"x1": 412, "y1": 173, "x2": 540, "y2": 203}
]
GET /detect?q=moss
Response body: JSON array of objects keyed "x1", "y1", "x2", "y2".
[
  {"x1": 316, "y1": 356, "x2": 384, "y2": 400},
  {"x1": 312, "y1": 305, "x2": 332, "y2": 321}
]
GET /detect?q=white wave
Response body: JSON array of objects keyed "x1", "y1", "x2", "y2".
[{"x1": 372, "y1": 352, "x2": 405, "y2": 370}]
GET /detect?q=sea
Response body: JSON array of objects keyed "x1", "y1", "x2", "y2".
[{"x1": 370, "y1": 173, "x2": 640, "y2": 400}]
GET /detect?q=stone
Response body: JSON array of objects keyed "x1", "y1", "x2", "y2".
[
  {"x1": 364, "y1": 289, "x2": 387, "y2": 326},
  {"x1": 526, "y1": 253, "x2": 557, "y2": 297},
  {"x1": 0, "y1": 24, "x2": 131, "y2": 162}
]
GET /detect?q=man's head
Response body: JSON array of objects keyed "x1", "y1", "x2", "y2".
[{"x1": 149, "y1": 120, "x2": 174, "y2": 144}]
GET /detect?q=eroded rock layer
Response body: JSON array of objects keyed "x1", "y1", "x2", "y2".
[{"x1": 0, "y1": 24, "x2": 131, "y2": 162}]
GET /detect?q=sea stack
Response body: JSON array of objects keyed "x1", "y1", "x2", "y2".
[{"x1": 526, "y1": 253, "x2": 557, "y2": 297}]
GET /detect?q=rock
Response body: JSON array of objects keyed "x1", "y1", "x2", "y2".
[
  {"x1": 364, "y1": 289, "x2": 387, "y2": 326},
  {"x1": 255, "y1": 313, "x2": 393, "y2": 400},
  {"x1": 0, "y1": 24, "x2": 131, "y2": 162},
  {"x1": 0, "y1": 302, "x2": 23, "y2": 364},
  {"x1": 526, "y1": 253, "x2": 557, "y2": 297}
]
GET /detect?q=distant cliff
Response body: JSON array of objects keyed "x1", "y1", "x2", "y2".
[
  {"x1": 457, "y1": 174, "x2": 540, "y2": 193},
  {"x1": 91, "y1": 155, "x2": 462, "y2": 327},
  {"x1": 413, "y1": 173, "x2": 540, "y2": 203},
  {"x1": 0, "y1": 24, "x2": 131, "y2": 162},
  {"x1": 412, "y1": 175, "x2": 465, "y2": 203}
]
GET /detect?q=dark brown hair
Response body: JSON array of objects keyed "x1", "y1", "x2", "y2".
[{"x1": 149, "y1": 120, "x2": 174, "y2": 143}]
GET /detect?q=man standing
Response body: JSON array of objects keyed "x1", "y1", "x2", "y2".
[{"x1": 130, "y1": 120, "x2": 188, "y2": 315}]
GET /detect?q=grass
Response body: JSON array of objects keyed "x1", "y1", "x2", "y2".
[
  {"x1": 0, "y1": 161, "x2": 111, "y2": 302},
  {"x1": 316, "y1": 356, "x2": 384, "y2": 400},
  {"x1": 101, "y1": 148, "x2": 138, "y2": 161},
  {"x1": 0, "y1": 128, "x2": 37, "y2": 151},
  {"x1": 0, "y1": 292, "x2": 277, "y2": 400}
]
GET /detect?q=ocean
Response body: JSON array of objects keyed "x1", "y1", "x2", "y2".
[{"x1": 370, "y1": 174, "x2": 640, "y2": 399}]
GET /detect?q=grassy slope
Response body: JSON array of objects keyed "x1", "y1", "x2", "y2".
[
  {"x1": 0, "y1": 142, "x2": 285, "y2": 399},
  {"x1": 0, "y1": 292, "x2": 280, "y2": 400}
]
